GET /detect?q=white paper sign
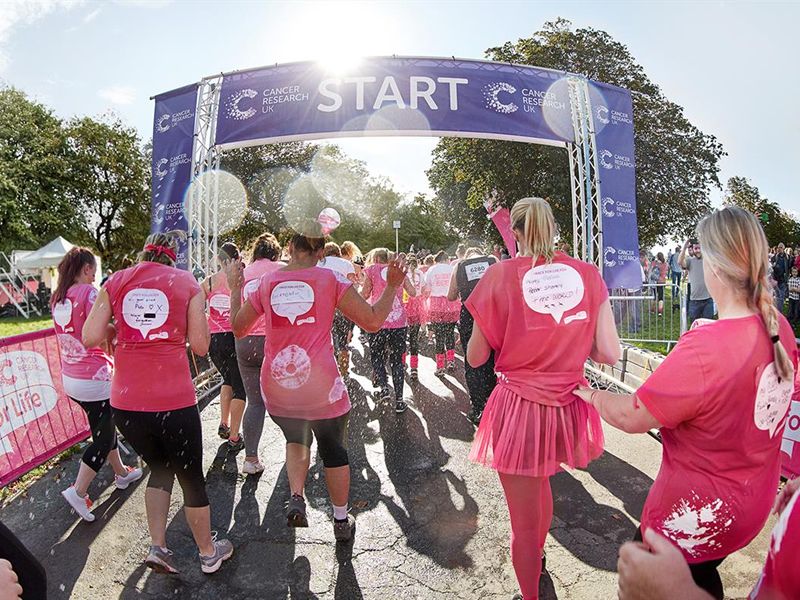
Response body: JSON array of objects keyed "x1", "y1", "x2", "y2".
[
  {"x1": 754, "y1": 362, "x2": 793, "y2": 438},
  {"x1": 52, "y1": 299, "x2": 73, "y2": 331},
  {"x1": 522, "y1": 263, "x2": 585, "y2": 324},
  {"x1": 0, "y1": 351, "x2": 59, "y2": 456},
  {"x1": 122, "y1": 289, "x2": 170, "y2": 339},
  {"x1": 271, "y1": 344, "x2": 311, "y2": 389},
  {"x1": 270, "y1": 281, "x2": 314, "y2": 325},
  {"x1": 465, "y1": 261, "x2": 489, "y2": 282}
]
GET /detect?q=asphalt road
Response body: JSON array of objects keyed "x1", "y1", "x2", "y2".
[{"x1": 0, "y1": 339, "x2": 774, "y2": 599}]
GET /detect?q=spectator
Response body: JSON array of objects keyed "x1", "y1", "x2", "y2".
[
  {"x1": 679, "y1": 238, "x2": 714, "y2": 325},
  {"x1": 649, "y1": 252, "x2": 668, "y2": 315},
  {"x1": 772, "y1": 243, "x2": 790, "y2": 312},
  {"x1": 794, "y1": 246, "x2": 800, "y2": 271},
  {"x1": 668, "y1": 245, "x2": 682, "y2": 309},
  {"x1": 789, "y1": 266, "x2": 800, "y2": 323}
]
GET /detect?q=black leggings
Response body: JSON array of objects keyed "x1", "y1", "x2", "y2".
[
  {"x1": 634, "y1": 527, "x2": 725, "y2": 600},
  {"x1": 73, "y1": 399, "x2": 118, "y2": 472},
  {"x1": 458, "y1": 314, "x2": 496, "y2": 413},
  {"x1": 113, "y1": 405, "x2": 209, "y2": 507},
  {"x1": 271, "y1": 412, "x2": 350, "y2": 468},
  {"x1": 431, "y1": 321, "x2": 456, "y2": 354},
  {"x1": 209, "y1": 332, "x2": 246, "y2": 399},
  {"x1": 369, "y1": 327, "x2": 407, "y2": 400},
  {"x1": 408, "y1": 324, "x2": 421, "y2": 356},
  {"x1": 332, "y1": 313, "x2": 353, "y2": 352},
  {"x1": 0, "y1": 521, "x2": 46, "y2": 600}
]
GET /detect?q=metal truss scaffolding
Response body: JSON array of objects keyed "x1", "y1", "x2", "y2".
[{"x1": 187, "y1": 66, "x2": 603, "y2": 278}]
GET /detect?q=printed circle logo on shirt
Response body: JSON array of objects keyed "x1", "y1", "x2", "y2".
[
  {"x1": 483, "y1": 82, "x2": 518, "y2": 114},
  {"x1": 225, "y1": 89, "x2": 258, "y2": 121},
  {"x1": 271, "y1": 344, "x2": 311, "y2": 390},
  {"x1": 122, "y1": 288, "x2": 170, "y2": 340},
  {"x1": 56, "y1": 333, "x2": 88, "y2": 365},
  {"x1": 209, "y1": 293, "x2": 231, "y2": 316},
  {"x1": 754, "y1": 362, "x2": 793, "y2": 438},
  {"x1": 522, "y1": 263, "x2": 585, "y2": 324},
  {"x1": 52, "y1": 299, "x2": 74, "y2": 331},
  {"x1": 270, "y1": 281, "x2": 315, "y2": 325}
]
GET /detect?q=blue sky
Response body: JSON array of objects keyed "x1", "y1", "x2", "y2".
[{"x1": 2, "y1": 0, "x2": 799, "y2": 217}]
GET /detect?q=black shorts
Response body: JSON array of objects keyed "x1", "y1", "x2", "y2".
[
  {"x1": 209, "y1": 332, "x2": 246, "y2": 399},
  {"x1": 271, "y1": 412, "x2": 350, "y2": 468}
]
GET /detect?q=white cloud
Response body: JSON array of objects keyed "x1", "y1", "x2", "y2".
[
  {"x1": 83, "y1": 7, "x2": 100, "y2": 23},
  {"x1": 98, "y1": 85, "x2": 135, "y2": 105},
  {"x1": 0, "y1": 0, "x2": 85, "y2": 71}
]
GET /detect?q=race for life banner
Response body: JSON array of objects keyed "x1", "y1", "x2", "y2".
[
  {"x1": 781, "y1": 397, "x2": 800, "y2": 479},
  {"x1": 0, "y1": 329, "x2": 90, "y2": 487},
  {"x1": 590, "y1": 82, "x2": 640, "y2": 290},
  {"x1": 150, "y1": 84, "x2": 199, "y2": 270},
  {"x1": 214, "y1": 57, "x2": 576, "y2": 149}
]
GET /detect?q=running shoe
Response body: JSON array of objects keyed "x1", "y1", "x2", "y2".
[
  {"x1": 467, "y1": 409, "x2": 483, "y2": 426},
  {"x1": 434, "y1": 367, "x2": 446, "y2": 377},
  {"x1": 61, "y1": 486, "x2": 95, "y2": 522},
  {"x1": 145, "y1": 545, "x2": 178, "y2": 574},
  {"x1": 395, "y1": 400, "x2": 408, "y2": 414},
  {"x1": 217, "y1": 423, "x2": 230, "y2": 439},
  {"x1": 287, "y1": 494, "x2": 309, "y2": 527},
  {"x1": 379, "y1": 387, "x2": 392, "y2": 402},
  {"x1": 333, "y1": 514, "x2": 356, "y2": 543},
  {"x1": 409, "y1": 368, "x2": 418, "y2": 381},
  {"x1": 242, "y1": 460, "x2": 265, "y2": 475},
  {"x1": 447, "y1": 361, "x2": 455, "y2": 372},
  {"x1": 227, "y1": 435, "x2": 245, "y2": 452},
  {"x1": 114, "y1": 465, "x2": 144, "y2": 490},
  {"x1": 199, "y1": 533, "x2": 234, "y2": 574}
]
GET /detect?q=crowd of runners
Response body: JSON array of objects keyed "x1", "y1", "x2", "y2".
[{"x1": 1, "y1": 198, "x2": 795, "y2": 600}]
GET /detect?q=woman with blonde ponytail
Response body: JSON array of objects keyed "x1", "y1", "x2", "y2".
[
  {"x1": 466, "y1": 197, "x2": 621, "y2": 599},
  {"x1": 576, "y1": 205, "x2": 798, "y2": 600}
]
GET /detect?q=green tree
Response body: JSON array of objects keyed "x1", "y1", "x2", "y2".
[
  {"x1": 65, "y1": 115, "x2": 150, "y2": 269},
  {"x1": 0, "y1": 87, "x2": 78, "y2": 253},
  {"x1": 724, "y1": 176, "x2": 800, "y2": 246},
  {"x1": 427, "y1": 19, "x2": 726, "y2": 248}
]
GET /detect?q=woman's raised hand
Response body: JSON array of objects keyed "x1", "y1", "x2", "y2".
[
  {"x1": 223, "y1": 258, "x2": 244, "y2": 291},
  {"x1": 386, "y1": 257, "x2": 408, "y2": 288}
]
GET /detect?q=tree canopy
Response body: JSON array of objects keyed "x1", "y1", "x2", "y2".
[
  {"x1": 427, "y1": 19, "x2": 726, "y2": 248},
  {"x1": 723, "y1": 176, "x2": 800, "y2": 246}
]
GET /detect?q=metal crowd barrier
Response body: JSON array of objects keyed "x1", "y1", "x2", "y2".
[{"x1": 609, "y1": 283, "x2": 687, "y2": 352}]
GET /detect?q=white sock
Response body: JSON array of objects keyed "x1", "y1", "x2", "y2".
[{"x1": 333, "y1": 503, "x2": 348, "y2": 520}]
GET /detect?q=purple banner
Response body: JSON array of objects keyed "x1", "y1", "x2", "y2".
[
  {"x1": 150, "y1": 84, "x2": 198, "y2": 270},
  {"x1": 215, "y1": 58, "x2": 575, "y2": 149},
  {"x1": 590, "y1": 82, "x2": 640, "y2": 290}
]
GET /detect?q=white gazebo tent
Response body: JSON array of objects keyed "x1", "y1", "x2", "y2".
[{"x1": 14, "y1": 237, "x2": 102, "y2": 289}]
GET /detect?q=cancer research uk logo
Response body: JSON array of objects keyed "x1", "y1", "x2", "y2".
[
  {"x1": 226, "y1": 89, "x2": 258, "y2": 121},
  {"x1": 601, "y1": 196, "x2": 636, "y2": 219},
  {"x1": 596, "y1": 105, "x2": 610, "y2": 125},
  {"x1": 594, "y1": 104, "x2": 633, "y2": 127},
  {"x1": 155, "y1": 109, "x2": 194, "y2": 134},
  {"x1": 599, "y1": 149, "x2": 634, "y2": 171},
  {"x1": 604, "y1": 246, "x2": 637, "y2": 268},
  {"x1": 154, "y1": 153, "x2": 191, "y2": 181},
  {"x1": 483, "y1": 81, "x2": 567, "y2": 115},
  {"x1": 225, "y1": 85, "x2": 311, "y2": 121}
]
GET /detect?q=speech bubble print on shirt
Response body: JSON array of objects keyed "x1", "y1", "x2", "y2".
[
  {"x1": 522, "y1": 263, "x2": 585, "y2": 324},
  {"x1": 271, "y1": 344, "x2": 311, "y2": 389},
  {"x1": 270, "y1": 281, "x2": 315, "y2": 325},
  {"x1": 209, "y1": 293, "x2": 231, "y2": 316},
  {"x1": 52, "y1": 299, "x2": 73, "y2": 332},
  {"x1": 122, "y1": 289, "x2": 169, "y2": 340},
  {"x1": 754, "y1": 362, "x2": 793, "y2": 438},
  {"x1": 243, "y1": 279, "x2": 260, "y2": 302},
  {"x1": 380, "y1": 267, "x2": 388, "y2": 281}
]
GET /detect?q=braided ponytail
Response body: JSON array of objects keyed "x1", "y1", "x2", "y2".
[{"x1": 698, "y1": 206, "x2": 794, "y2": 381}]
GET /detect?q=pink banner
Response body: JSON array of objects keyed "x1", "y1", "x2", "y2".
[
  {"x1": 0, "y1": 328, "x2": 90, "y2": 486},
  {"x1": 484, "y1": 197, "x2": 517, "y2": 258},
  {"x1": 781, "y1": 394, "x2": 800, "y2": 480}
]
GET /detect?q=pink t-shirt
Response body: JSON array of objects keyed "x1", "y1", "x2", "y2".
[
  {"x1": 242, "y1": 259, "x2": 285, "y2": 336},
  {"x1": 206, "y1": 274, "x2": 232, "y2": 334},
  {"x1": 249, "y1": 266, "x2": 352, "y2": 420},
  {"x1": 365, "y1": 263, "x2": 406, "y2": 329},
  {"x1": 104, "y1": 262, "x2": 201, "y2": 412},
  {"x1": 637, "y1": 314, "x2": 798, "y2": 563},
  {"x1": 53, "y1": 283, "x2": 114, "y2": 400},
  {"x1": 750, "y1": 488, "x2": 800, "y2": 599},
  {"x1": 466, "y1": 253, "x2": 608, "y2": 406},
  {"x1": 405, "y1": 269, "x2": 427, "y2": 325},
  {"x1": 425, "y1": 263, "x2": 460, "y2": 322}
]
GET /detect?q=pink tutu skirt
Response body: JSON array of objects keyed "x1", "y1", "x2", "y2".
[{"x1": 469, "y1": 385, "x2": 604, "y2": 477}]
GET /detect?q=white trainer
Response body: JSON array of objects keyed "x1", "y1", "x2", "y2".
[
  {"x1": 115, "y1": 466, "x2": 144, "y2": 490},
  {"x1": 242, "y1": 460, "x2": 265, "y2": 475},
  {"x1": 62, "y1": 486, "x2": 95, "y2": 522}
]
